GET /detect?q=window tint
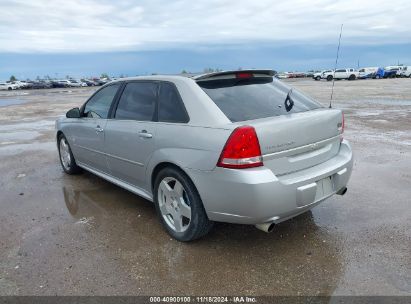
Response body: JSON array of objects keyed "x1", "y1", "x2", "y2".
[
  {"x1": 198, "y1": 77, "x2": 321, "y2": 122},
  {"x1": 115, "y1": 82, "x2": 157, "y2": 121},
  {"x1": 158, "y1": 82, "x2": 189, "y2": 123},
  {"x1": 84, "y1": 84, "x2": 120, "y2": 118},
  {"x1": 335, "y1": 69, "x2": 346, "y2": 72}
]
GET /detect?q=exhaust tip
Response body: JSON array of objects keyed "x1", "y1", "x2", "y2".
[
  {"x1": 255, "y1": 222, "x2": 275, "y2": 233},
  {"x1": 336, "y1": 187, "x2": 347, "y2": 196}
]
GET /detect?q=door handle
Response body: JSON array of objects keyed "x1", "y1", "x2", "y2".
[
  {"x1": 138, "y1": 130, "x2": 153, "y2": 138},
  {"x1": 95, "y1": 126, "x2": 104, "y2": 133}
]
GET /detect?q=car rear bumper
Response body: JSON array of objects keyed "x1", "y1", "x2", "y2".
[{"x1": 187, "y1": 140, "x2": 353, "y2": 225}]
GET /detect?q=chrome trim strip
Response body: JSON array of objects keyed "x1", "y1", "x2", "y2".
[
  {"x1": 74, "y1": 144, "x2": 144, "y2": 167},
  {"x1": 262, "y1": 135, "x2": 341, "y2": 161}
]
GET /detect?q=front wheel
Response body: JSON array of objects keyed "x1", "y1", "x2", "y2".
[
  {"x1": 326, "y1": 75, "x2": 333, "y2": 81},
  {"x1": 154, "y1": 167, "x2": 213, "y2": 241},
  {"x1": 58, "y1": 134, "x2": 82, "y2": 174}
]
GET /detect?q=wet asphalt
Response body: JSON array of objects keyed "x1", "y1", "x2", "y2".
[{"x1": 0, "y1": 79, "x2": 410, "y2": 296}]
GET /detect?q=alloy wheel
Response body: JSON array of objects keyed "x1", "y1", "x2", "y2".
[
  {"x1": 59, "y1": 137, "x2": 71, "y2": 170},
  {"x1": 157, "y1": 177, "x2": 192, "y2": 233}
]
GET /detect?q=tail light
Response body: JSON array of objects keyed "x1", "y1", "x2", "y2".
[
  {"x1": 236, "y1": 72, "x2": 253, "y2": 79},
  {"x1": 217, "y1": 126, "x2": 263, "y2": 169}
]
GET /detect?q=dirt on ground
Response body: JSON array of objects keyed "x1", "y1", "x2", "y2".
[{"x1": 0, "y1": 79, "x2": 410, "y2": 296}]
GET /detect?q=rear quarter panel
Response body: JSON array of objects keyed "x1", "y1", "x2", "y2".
[{"x1": 145, "y1": 123, "x2": 232, "y2": 189}]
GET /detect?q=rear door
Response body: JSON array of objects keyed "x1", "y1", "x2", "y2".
[
  {"x1": 104, "y1": 81, "x2": 158, "y2": 190},
  {"x1": 334, "y1": 69, "x2": 346, "y2": 79},
  {"x1": 69, "y1": 83, "x2": 121, "y2": 172}
]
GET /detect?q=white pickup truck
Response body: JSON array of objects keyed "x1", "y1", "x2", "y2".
[{"x1": 332, "y1": 68, "x2": 359, "y2": 80}]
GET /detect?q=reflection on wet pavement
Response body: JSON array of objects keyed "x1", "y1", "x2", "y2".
[{"x1": 58, "y1": 176, "x2": 344, "y2": 295}]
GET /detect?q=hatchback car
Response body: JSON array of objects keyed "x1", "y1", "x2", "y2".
[{"x1": 56, "y1": 70, "x2": 353, "y2": 241}]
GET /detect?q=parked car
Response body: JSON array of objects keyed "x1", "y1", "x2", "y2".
[
  {"x1": 91, "y1": 78, "x2": 106, "y2": 86},
  {"x1": 332, "y1": 68, "x2": 359, "y2": 80},
  {"x1": 68, "y1": 79, "x2": 82, "y2": 87},
  {"x1": 81, "y1": 79, "x2": 97, "y2": 86},
  {"x1": 385, "y1": 66, "x2": 405, "y2": 77},
  {"x1": 56, "y1": 70, "x2": 353, "y2": 241},
  {"x1": 0, "y1": 82, "x2": 16, "y2": 90},
  {"x1": 400, "y1": 66, "x2": 411, "y2": 77},
  {"x1": 6, "y1": 80, "x2": 28, "y2": 89},
  {"x1": 17, "y1": 81, "x2": 32, "y2": 89},
  {"x1": 358, "y1": 67, "x2": 381, "y2": 79},
  {"x1": 57, "y1": 80, "x2": 80, "y2": 87},
  {"x1": 31, "y1": 81, "x2": 52, "y2": 89},
  {"x1": 313, "y1": 70, "x2": 333, "y2": 81},
  {"x1": 51, "y1": 80, "x2": 68, "y2": 88},
  {"x1": 382, "y1": 68, "x2": 398, "y2": 78}
]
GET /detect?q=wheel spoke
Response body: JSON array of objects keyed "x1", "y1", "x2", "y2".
[
  {"x1": 173, "y1": 215, "x2": 183, "y2": 232},
  {"x1": 173, "y1": 181, "x2": 184, "y2": 196},
  {"x1": 159, "y1": 202, "x2": 169, "y2": 215},
  {"x1": 159, "y1": 180, "x2": 173, "y2": 197},
  {"x1": 179, "y1": 199, "x2": 191, "y2": 219}
]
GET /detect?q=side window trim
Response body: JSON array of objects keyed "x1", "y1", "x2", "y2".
[
  {"x1": 80, "y1": 82, "x2": 123, "y2": 118},
  {"x1": 108, "y1": 82, "x2": 127, "y2": 119},
  {"x1": 111, "y1": 80, "x2": 159, "y2": 121},
  {"x1": 157, "y1": 81, "x2": 190, "y2": 124}
]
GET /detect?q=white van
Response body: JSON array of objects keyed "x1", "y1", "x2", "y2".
[
  {"x1": 400, "y1": 66, "x2": 411, "y2": 77},
  {"x1": 385, "y1": 66, "x2": 406, "y2": 77}
]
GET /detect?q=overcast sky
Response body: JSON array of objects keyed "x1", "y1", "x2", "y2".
[{"x1": 0, "y1": 0, "x2": 410, "y2": 79}]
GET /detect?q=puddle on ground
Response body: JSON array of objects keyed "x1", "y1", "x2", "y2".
[
  {"x1": 0, "y1": 98, "x2": 27, "y2": 107},
  {"x1": 353, "y1": 99, "x2": 411, "y2": 106},
  {"x1": 0, "y1": 130, "x2": 42, "y2": 142},
  {"x1": 0, "y1": 142, "x2": 56, "y2": 156},
  {"x1": 0, "y1": 120, "x2": 55, "y2": 131}
]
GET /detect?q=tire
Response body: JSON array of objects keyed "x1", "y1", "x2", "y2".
[
  {"x1": 348, "y1": 74, "x2": 356, "y2": 80},
  {"x1": 314, "y1": 76, "x2": 321, "y2": 81},
  {"x1": 153, "y1": 167, "x2": 213, "y2": 241},
  {"x1": 7, "y1": 87, "x2": 12, "y2": 90},
  {"x1": 58, "y1": 134, "x2": 82, "y2": 174},
  {"x1": 375, "y1": 75, "x2": 381, "y2": 79},
  {"x1": 326, "y1": 75, "x2": 333, "y2": 81}
]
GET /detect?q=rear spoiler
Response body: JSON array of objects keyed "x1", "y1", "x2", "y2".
[{"x1": 193, "y1": 69, "x2": 276, "y2": 81}]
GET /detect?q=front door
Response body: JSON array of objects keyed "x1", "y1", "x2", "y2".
[{"x1": 70, "y1": 83, "x2": 121, "y2": 172}]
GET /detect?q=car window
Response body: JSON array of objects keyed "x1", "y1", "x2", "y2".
[
  {"x1": 336, "y1": 69, "x2": 345, "y2": 73},
  {"x1": 198, "y1": 77, "x2": 321, "y2": 122},
  {"x1": 115, "y1": 82, "x2": 157, "y2": 121},
  {"x1": 83, "y1": 84, "x2": 120, "y2": 118},
  {"x1": 158, "y1": 82, "x2": 189, "y2": 123}
]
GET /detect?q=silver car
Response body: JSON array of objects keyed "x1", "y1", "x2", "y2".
[{"x1": 56, "y1": 70, "x2": 353, "y2": 241}]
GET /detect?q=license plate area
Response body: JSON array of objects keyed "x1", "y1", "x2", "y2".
[{"x1": 315, "y1": 176, "x2": 334, "y2": 201}]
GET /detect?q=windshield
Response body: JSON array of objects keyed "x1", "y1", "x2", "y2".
[{"x1": 198, "y1": 77, "x2": 322, "y2": 122}]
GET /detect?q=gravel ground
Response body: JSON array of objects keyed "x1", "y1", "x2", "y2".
[{"x1": 0, "y1": 78, "x2": 410, "y2": 296}]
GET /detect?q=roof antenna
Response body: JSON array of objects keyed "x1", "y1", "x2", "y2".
[{"x1": 330, "y1": 23, "x2": 343, "y2": 108}]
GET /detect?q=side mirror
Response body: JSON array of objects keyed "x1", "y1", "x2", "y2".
[{"x1": 66, "y1": 107, "x2": 81, "y2": 118}]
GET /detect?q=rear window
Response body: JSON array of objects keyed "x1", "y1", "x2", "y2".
[{"x1": 198, "y1": 77, "x2": 321, "y2": 122}]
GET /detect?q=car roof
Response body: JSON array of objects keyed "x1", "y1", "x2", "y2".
[{"x1": 108, "y1": 69, "x2": 275, "y2": 84}]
